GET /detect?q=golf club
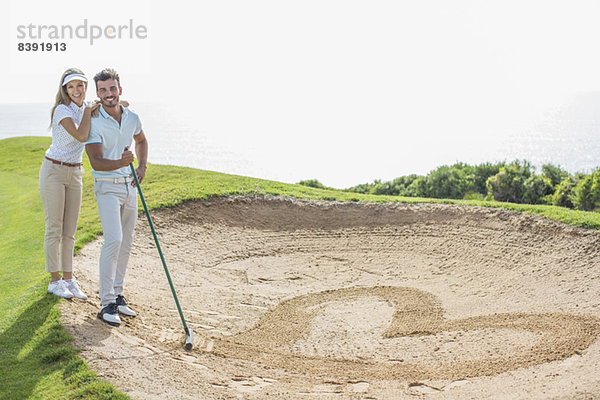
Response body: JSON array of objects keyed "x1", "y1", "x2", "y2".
[{"x1": 128, "y1": 154, "x2": 193, "y2": 350}]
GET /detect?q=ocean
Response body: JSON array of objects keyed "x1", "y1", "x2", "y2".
[{"x1": 1, "y1": 96, "x2": 599, "y2": 189}]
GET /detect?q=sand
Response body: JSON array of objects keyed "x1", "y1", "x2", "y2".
[{"x1": 60, "y1": 195, "x2": 600, "y2": 399}]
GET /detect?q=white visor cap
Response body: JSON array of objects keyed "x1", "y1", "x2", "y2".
[{"x1": 62, "y1": 73, "x2": 88, "y2": 86}]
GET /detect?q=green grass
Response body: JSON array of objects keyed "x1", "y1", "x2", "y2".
[
  {"x1": 0, "y1": 137, "x2": 128, "y2": 400},
  {"x1": 1, "y1": 136, "x2": 599, "y2": 399}
]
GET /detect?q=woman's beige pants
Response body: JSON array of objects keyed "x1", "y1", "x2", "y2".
[{"x1": 39, "y1": 158, "x2": 84, "y2": 273}]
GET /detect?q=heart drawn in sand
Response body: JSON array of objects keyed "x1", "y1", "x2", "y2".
[{"x1": 207, "y1": 286, "x2": 600, "y2": 380}]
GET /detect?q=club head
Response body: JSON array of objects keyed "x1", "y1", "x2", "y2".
[{"x1": 185, "y1": 328, "x2": 193, "y2": 350}]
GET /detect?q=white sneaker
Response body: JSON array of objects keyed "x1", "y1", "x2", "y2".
[
  {"x1": 65, "y1": 278, "x2": 88, "y2": 300},
  {"x1": 47, "y1": 280, "x2": 74, "y2": 299},
  {"x1": 98, "y1": 303, "x2": 121, "y2": 326},
  {"x1": 116, "y1": 295, "x2": 137, "y2": 317}
]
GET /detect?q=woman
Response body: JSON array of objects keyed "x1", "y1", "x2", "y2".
[{"x1": 40, "y1": 68, "x2": 99, "y2": 299}]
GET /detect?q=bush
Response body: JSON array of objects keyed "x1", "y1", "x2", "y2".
[
  {"x1": 572, "y1": 170, "x2": 600, "y2": 211},
  {"x1": 344, "y1": 160, "x2": 597, "y2": 208},
  {"x1": 372, "y1": 180, "x2": 399, "y2": 196},
  {"x1": 424, "y1": 165, "x2": 473, "y2": 199},
  {"x1": 542, "y1": 164, "x2": 570, "y2": 187},
  {"x1": 552, "y1": 176, "x2": 578, "y2": 208},
  {"x1": 298, "y1": 179, "x2": 326, "y2": 189},
  {"x1": 390, "y1": 174, "x2": 421, "y2": 196},
  {"x1": 523, "y1": 175, "x2": 554, "y2": 204},
  {"x1": 472, "y1": 162, "x2": 504, "y2": 194},
  {"x1": 486, "y1": 161, "x2": 534, "y2": 203},
  {"x1": 347, "y1": 182, "x2": 377, "y2": 194},
  {"x1": 347, "y1": 175, "x2": 423, "y2": 196},
  {"x1": 405, "y1": 176, "x2": 428, "y2": 197},
  {"x1": 346, "y1": 162, "x2": 508, "y2": 199}
]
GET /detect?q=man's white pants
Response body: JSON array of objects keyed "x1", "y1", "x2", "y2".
[{"x1": 94, "y1": 180, "x2": 138, "y2": 307}]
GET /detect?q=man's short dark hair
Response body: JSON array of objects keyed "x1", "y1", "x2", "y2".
[{"x1": 94, "y1": 68, "x2": 121, "y2": 89}]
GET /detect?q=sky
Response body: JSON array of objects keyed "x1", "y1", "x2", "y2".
[{"x1": 2, "y1": 0, "x2": 600, "y2": 187}]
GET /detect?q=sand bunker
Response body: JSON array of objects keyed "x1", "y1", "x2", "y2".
[{"x1": 61, "y1": 196, "x2": 600, "y2": 399}]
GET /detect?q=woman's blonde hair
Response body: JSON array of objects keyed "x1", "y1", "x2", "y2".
[{"x1": 49, "y1": 68, "x2": 87, "y2": 129}]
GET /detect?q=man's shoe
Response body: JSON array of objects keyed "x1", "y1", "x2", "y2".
[
  {"x1": 98, "y1": 303, "x2": 121, "y2": 326},
  {"x1": 65, "y1": 278, "x2": 88, "y2": 300},
  {"x1": 47, "y1": 280, "x2": 74, "y2": 299},
  {"x1": 116, "y1": 295, "x2": 137, "y2": 317}
]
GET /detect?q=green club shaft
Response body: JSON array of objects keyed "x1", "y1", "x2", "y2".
[{"x1": 129, "y1": 163, "x2": 190, "y2": 335}]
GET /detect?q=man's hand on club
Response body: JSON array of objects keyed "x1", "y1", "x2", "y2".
[{"x1": 121, "y1": 148, "x2": 134, "y2": 167}]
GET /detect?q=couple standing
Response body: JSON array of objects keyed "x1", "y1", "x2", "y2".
[{"x1": 40, "y1": 67, "x2": 147, "y2": 326}]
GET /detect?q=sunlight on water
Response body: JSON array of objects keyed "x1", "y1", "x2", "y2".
[{"x1": 1, "y1": 94, "x2": 598, "y2": 189}]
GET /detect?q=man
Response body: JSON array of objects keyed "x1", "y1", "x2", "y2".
[{"x1": 86, "y1": 68, "x2": 148, "y2": 326}]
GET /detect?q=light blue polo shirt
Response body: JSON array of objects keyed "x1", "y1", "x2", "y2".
[{"x1": 86, "y1": 105, "x2": 143, "y2": 178}]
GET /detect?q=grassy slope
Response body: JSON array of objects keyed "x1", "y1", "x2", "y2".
[
  {"x1": 0, "y1": 138, "x2": 126, "y2": 400},
  {"x1": 1, "y1": 136, "x2": 598, "y2": 399}
]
